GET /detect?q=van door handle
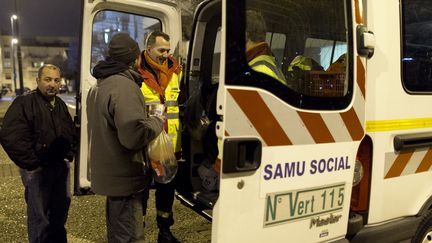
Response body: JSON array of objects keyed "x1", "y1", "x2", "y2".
[
  {"x1": 394, "y1": 132, "x2": 432, "y2": 151},
  {"x1": 222, "y1": 138, "x2": 262, "y2": 173}
]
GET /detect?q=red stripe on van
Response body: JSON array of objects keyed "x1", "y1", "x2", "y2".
[
  {"x1": 385, "y1": 149, "x2": 415, "y2": 179},
  {"x1": 297, "y1": 112, "x2": 335, "y2": 143},
  {"x1": 357, "y1": 56, "x2": 365, "y2": 98},
  {"x1": 354, "y1": 0, "x2": 363, "y2": 24},
  {"x1": 228, "y1": 89, "x2": 292, "y2": 146},
  {"x1": 416, "y1": 148, "x2": 432, "y2": 173},
  {"x1": 340, "y1": 108, "x2": 364, "y2": 141}
]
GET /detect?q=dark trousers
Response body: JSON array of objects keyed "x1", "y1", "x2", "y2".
[
  {"x1": 106, "y1": 191, "x2": 145, "y2": 243},
  {"x1": 20, "y1": 161, "x2": 71, "y2": 243},
  {"x1": 142, "y1": 180, "x2": 175, "y2": 229},
  {"x1": 155, "y1": 180, "x2": 175, "y2": 228}
]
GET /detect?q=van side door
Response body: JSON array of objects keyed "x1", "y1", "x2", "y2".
[{"x1": 186, "y1": 0, "x2": 367, "y2": 242}]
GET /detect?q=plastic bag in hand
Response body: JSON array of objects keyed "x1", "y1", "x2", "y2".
[{"x1": 147, "y1": 130, "x2": 178, "y2": 184}]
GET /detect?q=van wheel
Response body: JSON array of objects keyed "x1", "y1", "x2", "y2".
[{"x1": 412, "y1": 210, "x2": 432, "y2": 243}]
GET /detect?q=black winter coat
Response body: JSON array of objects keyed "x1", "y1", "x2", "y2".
[{"x1": 0, "y1": 90, "x2": 77, "y2": 170}]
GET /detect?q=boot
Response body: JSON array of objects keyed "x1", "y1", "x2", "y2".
[{"x1": 158, "y1": 228, "x2": 180, "y2": 243}]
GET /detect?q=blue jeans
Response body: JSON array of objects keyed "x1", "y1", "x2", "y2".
[
  {"x1": 20, "y1": 161, "x2": 71, "y2": 243},
  {"x1": 106, "y1": 191, "x2": 145, "y2": 243}
]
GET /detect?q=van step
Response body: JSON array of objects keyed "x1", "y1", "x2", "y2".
[
  {"x1": 194, "y1": 191, "x2": 218, "y2": 208},
  {"x1": 176, "y1": 192, "x2": 213, "y2": 221}
]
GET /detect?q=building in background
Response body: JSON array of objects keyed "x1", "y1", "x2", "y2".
[
  {"x1": 0, "y1": 35, "x2": 78, "y2": 95},
  {"x1": 0, "y1": 0, "x2": 205, "y2": 98}
]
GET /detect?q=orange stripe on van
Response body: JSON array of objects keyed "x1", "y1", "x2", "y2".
[
  {"x1": 297, "y1": 112, "x2": 335, "y2": 143},
  {"x1": 354, "y1": 0, "x2": 363, "y2": 24},
  {"x1": 416, "y1": 149, "x2": 432, "y2": 173},
  {"x1": 357, "y1": 56, "x2": 365, "y2": 98},
  {"x1": 340, "y1": 108, "x2": 364, "y2": 141},
  {"x1": 228, "y1": 89, "x2": 292, "y2": 146},
  {"x1": 385, "y1": 149, "x2": 415, "y2": 179}
]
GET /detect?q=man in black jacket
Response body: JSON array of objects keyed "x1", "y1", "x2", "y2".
[{"x1": 0, "y1": 64, "x2": 77, "y2": 243}]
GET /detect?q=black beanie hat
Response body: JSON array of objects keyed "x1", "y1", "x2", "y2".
[{"x1": 108, "y1": 33, "x2": 140, "y2": 65}]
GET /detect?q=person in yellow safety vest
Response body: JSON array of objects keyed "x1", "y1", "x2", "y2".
[
  {"x1": 137, "y1": 31, "x2": 182, "y2": 243},
  {"x1": 287, "y1": 55, "x2": 325, "y2": 72},
  {"x1": 288, "y1": 55, "x2": 314, "y2": 71},
  {"x1": 245, "y1": 10, "x2": 288, "y2": 86}
]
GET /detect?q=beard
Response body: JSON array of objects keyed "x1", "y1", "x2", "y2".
[
  {"x1": 45, "y1": 88, "x2": 58, "y2": 97},
  {"x1": 157, "y1": 56, "x2": 167, "y2": 64}
]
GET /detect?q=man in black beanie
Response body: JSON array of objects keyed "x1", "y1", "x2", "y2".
[{"x1": 87, "y1": 32, "x2": 164, "y2": 242}]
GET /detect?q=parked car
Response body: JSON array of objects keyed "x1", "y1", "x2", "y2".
[{"x1": 59, "y1": 84, "x2": 68, "y2": 93}]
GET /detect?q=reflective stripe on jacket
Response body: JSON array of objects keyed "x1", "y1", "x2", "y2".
[
  {"x1": 249, "y1": 55, "x2": 288, "y2": 86},
  {"x1": 141, "y1": 71, "x2": 182, "y2": 152}
]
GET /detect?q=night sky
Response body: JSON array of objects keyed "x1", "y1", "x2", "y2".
[{"x1": 0, "y1": 0, "x2": 81, "y2": 37}]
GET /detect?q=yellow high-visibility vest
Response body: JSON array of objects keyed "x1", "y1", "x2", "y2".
[
  {"x1": 287, "y1": 55, "x2": 313, "y2": 71},
  {"x1": 141, "y1": 71, "x2": 183, "y2": 152},
  {"x1": 249, "y1": 55, "x2": 288, "y2": 86}
]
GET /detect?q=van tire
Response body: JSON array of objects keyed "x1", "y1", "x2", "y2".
[{"x1": 412, "y1": 210, "x2": 432, "y2": 243}]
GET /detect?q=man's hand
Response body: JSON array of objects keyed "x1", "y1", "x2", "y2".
[{"x1": 155, "y1": 114, "x2": 167, "y2": 124}]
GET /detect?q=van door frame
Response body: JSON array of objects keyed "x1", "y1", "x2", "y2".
[{"x1": 74, "y1": 0, "x2": 182, "y2": 195}]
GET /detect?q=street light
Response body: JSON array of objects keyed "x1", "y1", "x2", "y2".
[
  {"x1": 10, "y1": 16, "x2": 18, "y2": 95},
  {"x1": 10, "y1": 15, "x2": 18, "y2": 33},
  {"x1": 10, "y1": 38, "x2": 18, "y2": 92},
  {"x1": 10, "y1": 14, "x2": 24, "y2": 95}
]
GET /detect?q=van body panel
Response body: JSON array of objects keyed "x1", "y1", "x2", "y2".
[{"x1": 364, "y1": 0, "x2": 432, "y2": 225}]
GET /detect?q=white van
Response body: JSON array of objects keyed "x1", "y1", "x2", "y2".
[
  {"x1": 347, "y1": 0, "x2": 432, "y2": 242},
  {"x1": 75, "y1": 0, "x2": 373, "y2": 242}
]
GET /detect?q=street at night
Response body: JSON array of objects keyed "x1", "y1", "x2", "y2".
[{"x1": 0, "y1": 95, "x2": 211, "y2": 243}]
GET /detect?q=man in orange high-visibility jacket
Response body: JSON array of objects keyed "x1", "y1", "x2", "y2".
[{"x1": 137, "y1": 31, "x2": 182, "y2": 243}]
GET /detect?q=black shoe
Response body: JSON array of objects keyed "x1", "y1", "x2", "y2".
[{"x1": 158, "y1": 228, "x2": 180, "y2": 243}]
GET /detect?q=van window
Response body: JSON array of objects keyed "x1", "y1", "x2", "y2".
[
  {"x1": 91, "y1": 10, "x2": 161, "y2": 70},
  {"x1": 304, "y1": 38, "x2": 347, "y2": 70},
  {"x1": 402, "y1": 0, "x2": 432, "y2": 92},
  {"x1": 226, "y1": 0, "x2": 353, "y2": 110},
  {"x1": 266, "y1": 32, "x2": 286, "y2": 69}
]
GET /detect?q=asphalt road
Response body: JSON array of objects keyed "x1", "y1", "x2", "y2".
[{"x1": 0, "y1": 94, "x2": 212, "y2": 243}]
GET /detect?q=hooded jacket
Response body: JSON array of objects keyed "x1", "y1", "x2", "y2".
[{"x1": 87, "y1": 60, "x2": 163, "y2": 196}]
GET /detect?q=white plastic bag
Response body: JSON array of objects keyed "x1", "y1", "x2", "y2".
[{"x1": 147, "y1": 130, "x2": 178, "y2": 184}]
